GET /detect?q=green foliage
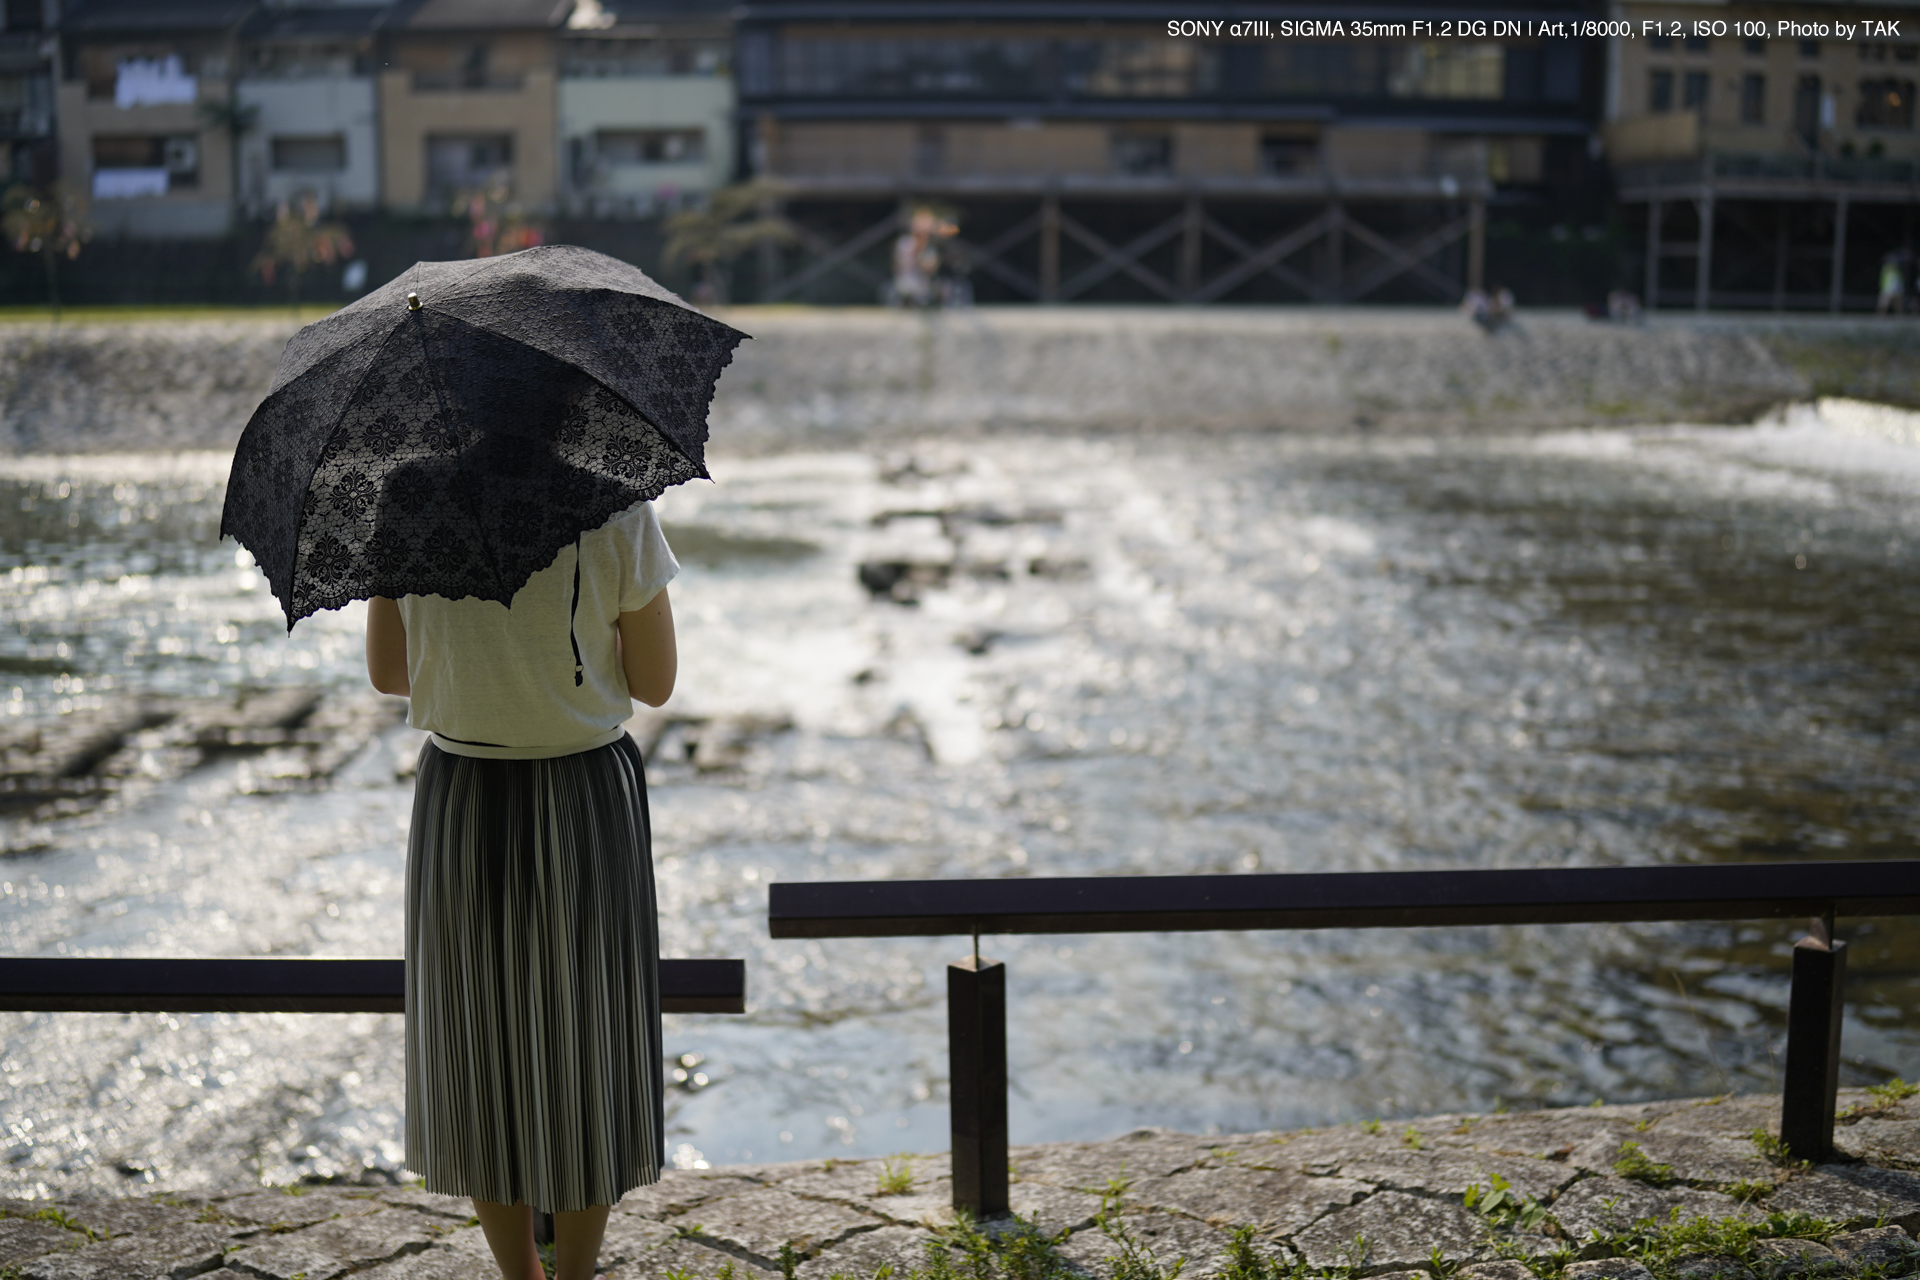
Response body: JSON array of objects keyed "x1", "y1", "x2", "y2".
[
  {"x1": 1462, "y1": 1173, "x2": 1550, "y2": 1233},
  {"x1": 1870, "y1": 1077, "x2": 1920, "y2": 1104},
  {"x1": 1096, "y1": 1185, "x2": 1185, "y2": 1280},
  {"x1": 1400, "y1": 1126, "x2": 1423, "y2": 1150},
  {"x1": 251, "y1": 193, "x2": 354, "y2": 305},
  {"x1": 1213, "y1": 1226, "x2": 1294, "y2": 1280},
  {"x1": 1610, "y1": 1140, "x2": 1674, "y2": 1185},
  {"x1": 1, "y1": 181, "x2": 88, "y2": 320},
  {"x1": 1592, "y1": 1205, "x2": 1838, "y2": 1270},
  {"x1": 876, "y1": 1156, "x2": 917, "y2": 1197},
  {"x1": 780, "y1": 1242, "x2": 803, "y2": 1280},
  {"x1": 27, "y1": 1207, "x2": 97, "y2": 1240},
  {"x1": 1748, "y1": 1126, "x2": 1811, "y2": 1168},
  {"x1": 1359, "y1": 1119, "x2": 1382, "y2": 1135},
  {"x1": 1722, "y1": 1178, "x2": 1774, "y2": 1203},
  {"x1": 661, "y1": 180, "x2": 796, "y2": 304}
]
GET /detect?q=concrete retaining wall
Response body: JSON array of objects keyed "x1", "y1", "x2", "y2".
[{"x1": 0, "y1": 307, "x2": 1865, "y2": 455}]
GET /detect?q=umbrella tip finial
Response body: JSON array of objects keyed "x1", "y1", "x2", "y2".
[{"x1": 407, "y1": 292, "x2": 421, "y2": 311}]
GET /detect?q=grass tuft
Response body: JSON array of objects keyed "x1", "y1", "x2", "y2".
[
  {"x1": 1611, "y1": 1140, "x2": 1674, "y2": 1185},
  {"x1": 875, "y1": 1156, "x2": 917, "y2": 1197}
]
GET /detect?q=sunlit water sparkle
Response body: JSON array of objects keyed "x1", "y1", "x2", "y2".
[{"x1": 0, "y1": 415, "x2": 1916, "y2": 1196}]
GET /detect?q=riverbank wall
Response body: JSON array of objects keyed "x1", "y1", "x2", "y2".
[{"x1": 0, "y1": 309, "x2": 1916, "y2": 455}]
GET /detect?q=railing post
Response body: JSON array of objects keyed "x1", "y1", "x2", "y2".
[
  {"x1": 949, "y1": 953, "x2": 1008, "y2": 1217},
  {"x1": 1780, "y1": 915, "x2": 1846, "y2": 1162}
]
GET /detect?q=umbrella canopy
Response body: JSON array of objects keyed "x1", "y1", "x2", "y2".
[{"x1": 220, "y1": 244, "x2": 748, "y2": 628}]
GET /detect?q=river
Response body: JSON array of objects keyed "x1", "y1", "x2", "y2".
[{"x1": 0, "y1": 406, "x2": 1916, "y2": 1196}]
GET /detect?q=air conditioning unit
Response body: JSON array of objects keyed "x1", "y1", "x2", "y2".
[{"x1": 163, "y1": 137, "x2": 198, "y2": 173}]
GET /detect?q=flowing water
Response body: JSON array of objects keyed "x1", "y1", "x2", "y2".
[{"x1": 0, "y1": 412, "x2": 1917, "y2": 1197}]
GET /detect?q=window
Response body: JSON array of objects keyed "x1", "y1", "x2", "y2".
[
  {"x1": 1110, "y1": 130, "x2": 1171, "y2": 175},
  {"x1": 1858, "y1": 78, "x2": 1915, "y2": 129},
  {"x1": 1684, "y1": 35, "x2": 1709, "y2": 53},
  {"x1": 1649, "y1": 33, "x2": 1673, "y2": 50},
  {"x1": 1649, "y1": 68, "x2": 1674, "y2": 112},
  {"x1": 594, "y1": 128, "x2": 705, "y2": 164},
  {"x1": 1741, "y1": 73, "x2": 1766, "y2": 123},
  {"x1": 913, "y1": 124, "x2": 943, "y2": 175},
  {"x1": 1794, "y1": 74, "x2": 1822, "y2": 141},
  {"x1": 1801, "y1": 41, "x2": 1821, "y2": 59},
  {"x1": 426, "y1": 134, "x2": 511, "y2": 196},
  {"x1": 271, "y1": 135, "x2": 346, "y2": 172},
  {"x1": 1260, "y1": 135, "x2": 1317, "y2": 175},
  {"x1": 91, "y1": 133, "x2": 197, "y2": 196},
  {"x1": 4, "y1": 0, "x2": 41, "y2": 32},
  {"x1": 1744, "y1": 38, "x2": 1766, "y2": 56},
  {"x1": 1683, "y1": 70, "x2": 1710, "y2": 111}
]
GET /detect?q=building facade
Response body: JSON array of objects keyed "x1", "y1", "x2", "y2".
[
  {"x1": 235, "y1": 3, "x2": 385, "y2": 217},
  {"x1": 557, "y1": 0, "x2": 734, "y2": 218},
  {"x1": 57, "y1": 0, "x2": 255, "y2": 237},
  {"x1": 1605, "y1": 0, "x2": 1920, "y2": 310},
  {"x1": 1, "y1": 0, "x2": 58, "y2": 186},
  {"x1": 375, "y1": 0, "x2": 567, "y2": 214},
  {"x1": 734, "y1": 0, "x2": 1606, "y2": 304}
]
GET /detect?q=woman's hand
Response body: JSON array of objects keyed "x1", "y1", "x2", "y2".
[
  {"x1": 617, "y1": 587, "x2": 676, "y2": 707},
  {"x1": 365, "y1": 596, "x2": 410, "y2": 696}
]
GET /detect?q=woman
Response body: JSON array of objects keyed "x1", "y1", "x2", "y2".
[{"x1": 365, "y1": 500, "x2": 678, "y2": 1280}]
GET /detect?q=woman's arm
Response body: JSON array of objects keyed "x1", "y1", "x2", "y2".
[
  {"x1": 365, "y1": 596, "x2": 410, "y2": 696},
  {"x1": 617, "y1": 587, "x2": 676, "y2": 708}
]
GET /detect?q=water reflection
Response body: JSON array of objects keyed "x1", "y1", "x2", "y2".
[{"x1": 0, "y1": 420, "x2": 1914, "y2": 1195}]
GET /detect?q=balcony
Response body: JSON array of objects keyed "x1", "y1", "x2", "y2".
[
  {"x1": 1616, "y1": 150, "x2": 1920, "y2": 199},
  {"x1": 409, "y1": 71, "x2": 526, "y2": 93}
]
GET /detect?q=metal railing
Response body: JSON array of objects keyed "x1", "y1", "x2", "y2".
[
  {"x1": 0, "y1": 957, "x2": 746, "y2": 1014},
  {"x1": 1618, "y1": 152, "x2": 1920, "y2": 190},
  {"x1": 770, "y1": 859, "x2": 1920, "y2": 1215}
]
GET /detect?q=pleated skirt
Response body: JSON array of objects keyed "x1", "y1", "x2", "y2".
[{"x1": 404, "y1": 734, "x2": 663, "y2": 1213}]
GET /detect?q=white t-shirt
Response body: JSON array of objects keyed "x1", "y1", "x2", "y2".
[{"x1": 398, "y1": 502, "x2": 678, "y2": 759}]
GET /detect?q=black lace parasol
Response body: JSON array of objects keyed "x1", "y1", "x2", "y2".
[{"x1": 220, "y1": 245, "x2": 748, "y2": 629}]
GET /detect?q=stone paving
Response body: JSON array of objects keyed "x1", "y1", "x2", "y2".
[{"x1": 3, "y1": 1090, "x2": 1919, "y2": 1279}]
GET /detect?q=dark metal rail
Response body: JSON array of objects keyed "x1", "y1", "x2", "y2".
[
  {"x1": 770, "y1": 861, "x2": 1920, "y2": 937},
  {"x1": 0, "y1": 957, "x2": 747, "y2": 1015},
  {"x1": 769, "y1": 860, "x2": 1919, "y2": 1215}
]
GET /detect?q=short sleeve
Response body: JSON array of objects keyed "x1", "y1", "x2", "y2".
[{"x1": 620, "y1": 501, "x2": 679, "y2": 612}]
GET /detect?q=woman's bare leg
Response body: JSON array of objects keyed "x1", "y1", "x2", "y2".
[
  {"x1": 472, "y1": 1200, "x2": 542, "y2": 1280},
  {"x1": 552, "y1": 1205, "x2": 611, "y2": 1280}
]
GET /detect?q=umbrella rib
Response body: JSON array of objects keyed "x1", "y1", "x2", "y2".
[
  {"x1": 408, "y1": 309, "x2": 511, "y2": 604},
  {"x1": 278, "y1": 318, "x2": 412, "y2": 629}
]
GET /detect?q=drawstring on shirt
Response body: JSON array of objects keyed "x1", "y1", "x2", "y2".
[{"x1": 569, "y1": 535, "x2": 584, "y2": 687}]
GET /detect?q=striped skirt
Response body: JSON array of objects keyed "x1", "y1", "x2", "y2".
[{"x1": 404, "y1": 734, "x2": 663, "y2": 1213}]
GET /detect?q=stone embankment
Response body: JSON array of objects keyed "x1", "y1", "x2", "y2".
[
  {"x1": 4, "y1": 1091, "x2": 1919, "y2": 1280},
  {"x1": 0, "y1": 309, "x2": 1914, "y2": 454}
]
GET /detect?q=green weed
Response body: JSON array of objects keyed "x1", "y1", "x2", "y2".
[
  {"x1": 1400, "y1": 1127, "x2": 1423, "y2": 1150},
  {"x1": 1722, "y1": 1178, "x2": 1775, "y2": 1203},
  {"x1": 1593, "y1": 1206, "x2": 1838, "y2": 1270},
  {"x1": 28, "y1": 1208, "x2": 97, "y2": 1241},
  {"x1": 1097, "y1": 1185, "x2": 1185, "y2": 1280},
  {"x1": 1462, "y1": 1173, "x2": 1550, "y2": 1234},
  {"x1": 1360, "y1": 1119, "x2": 1381, "y2": 1135},
  {"x1": 1610, "y1": 1140, "x2": 1674, "y2": 1185},
  {"x1": 875, "y1": 1156, "x2": 917, "y2": 1197},
  {"x1": 1869, "y1": 1077, "x2": 1919, "y2": 1105}
]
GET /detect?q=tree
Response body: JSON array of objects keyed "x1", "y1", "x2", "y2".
[
  {"x1": 455, "y1": 180, "x2": 543, "y2": 259},
  {"x1": 252, "y1": 192, "x2": 354, "y2": 310},
  {"x1": 2, "y1": 182, "x2": 89, "y2": 322},
  {"x1": 661, "y1": 180, "x2": 794, "y2": 305},
  {"x1": 199, "y1": 95, "x2": 259, "y2": 216}
]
